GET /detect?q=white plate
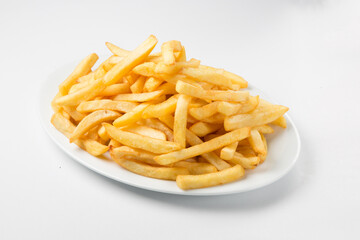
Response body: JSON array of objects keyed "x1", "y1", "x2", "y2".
[{"x1": 39, "y1": 63, "x2": 301, "y2": 196}]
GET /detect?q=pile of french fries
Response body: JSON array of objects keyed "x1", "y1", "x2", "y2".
[{"x1": 51, "y1": 35, "x2": 288, "y2": 190}]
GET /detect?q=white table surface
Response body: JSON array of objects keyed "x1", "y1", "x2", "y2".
[{"x1": 1, "y1": 0, "x2": 359, "y2": 239}]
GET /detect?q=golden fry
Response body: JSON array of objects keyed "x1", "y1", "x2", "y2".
[
  {"x1": 173, "y1": 161, "x2": 217, "y2": 175},
  {"x1": 189, "y1": 122, "x2": 222, "y2": 137},
  {"x1": 114, "y1": 157, "x2": 189, "y2": 180},
  {"x1": 224, "y1": 105, "x2": 288, "y2": 131},
  {"x1": 220, "y1": 141, "x2": 239, "y2": 160},
  {"x1": 176, "y1": 165, "x2": 245, "y2": 190},
  {"x1": 176, "y1": 81, "x2": 249, "y2": 102},
  {"x1": 174, "y1": 94, "x2": 191, "y2": 148},
  {"x1": 113, "y1": 90, "x2": 163, "y2": 102},
  {"x1": 103, "y1": 123, "x2": 180, "y2": 154}
]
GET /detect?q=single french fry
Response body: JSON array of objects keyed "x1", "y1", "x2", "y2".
[
  {"x1": 77, "y1": 99, "x2": 138, "y2": 113},
  {"x1": 105, "y1": 42, "x2": 130, "y2": 56},
  {"x1": 98, "y1": 125, "x2": 110, "y2": 142},
  {"x1": 199, "y1": 65, "x2": 248, "y2": 88},
  {"x1": 59, "y1": 53, "x2": 99, "y2": 95},
  {"x1": 142, "y1": 95, "x2": 178, "y2": 118},
  {"x1": 189, "y1": 122, "x2": 222, "y2": 137},
  {"x1": 108, "y1": 56, "x2": 124, "y2": 64},
  {"x1": 123, "y1": 124, "x2": 166, "y2": 140},
  {"x1": 55, "y1": 79, "x2": 106, "y2": 106},
  {"x1": 113, "y1": 103, "x2": 149, "y2": 127},
  {"x1": 103, "y1": 123, "x2": 180, "y2": 154},
  {"x1": 173, "y1": 161, "x2": 217, "y2": 175},
  {"x1": 82, "y1": 139, "x2": 109, "y2": 156},
  {"x1": 228, "y1": 152, "x2": 260, "y2": 169},
  {"x1": 176, "y1": 81, "x2": 249, "y2": 102},
  {"x1": 259, "y1": 133, "x2": 268, "y2": 163},
  {"x1": 176, "y1": 165, "x2": 245, "y2": 190},
  {"x1": 253, "y1": 125, "x2": 274, "y2": 134},
  {"x1": 114, "y1": 157, "x2": 189, "y2": 180},
  {"x1": 99, "y1": 83, "x2": 130, "y2": 97},
  {"x1": 174, "y1": 94, "x2": 192, "y2": 148},
  {"x1": 224, "y1": 105, "x2": 289, "y2": 131},
  {"x1": 189, "y1": 102, "x2": 219, "y2": 120},
  {"x1": 130, "y1": 76, "x2": 146, "y2": 93},
  {"x1": 142, "y1": 118, "x2": 174, "y2": 141},
  {"x1": 103, "y1": 35, "x2": 158, "y2": 86},
  {"x1": 155, "y1": 127, "x2": 250, "y2": 165},
  {"x1": 248, "y1": 129, "x2": 266, "y2": 155},
  {"x1": 70, "y1": 110, "x2": 120, "y2": 142},
  {"x1": 113, "y1": 90, "x2": 163, "y2": 102},
  {"x1": 271, "y1": 116, "x2": 287, "y2": 128},
  {"x1": 143, "y1": 77, "x2": 163, "y2": 92},
  {"x1": 181, "y1": 67, "x2": 236, "y2": 90},
  {"x1": 110, "y1": 146, "x2": 158, "y2": 165},
  {"x1": 220, "y1": 141, "x2": 239, "y2": 160}
]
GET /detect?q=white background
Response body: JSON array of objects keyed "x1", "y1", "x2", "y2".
[{"x1": 1, "y1": 0, "x2": 359, "y2": 239}]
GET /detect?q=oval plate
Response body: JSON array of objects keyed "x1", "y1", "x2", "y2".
[{"x1": 39, "y1": 63, "x2": 301, "y2": 196}]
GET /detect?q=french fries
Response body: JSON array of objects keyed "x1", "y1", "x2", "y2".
[
  {"x1": 174, "y1": 94, "x2": 191, "y2": 148},
  {"x1": 51, "y1": 36, "x2": 289, "y2": 190},
  {"x1": 176, "y1": 165, "x2": 245, "y2": 190}
]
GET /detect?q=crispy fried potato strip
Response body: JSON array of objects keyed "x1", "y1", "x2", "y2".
[{"x1": 176, "y1": 165, "x2": 245, "y2": 190}]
